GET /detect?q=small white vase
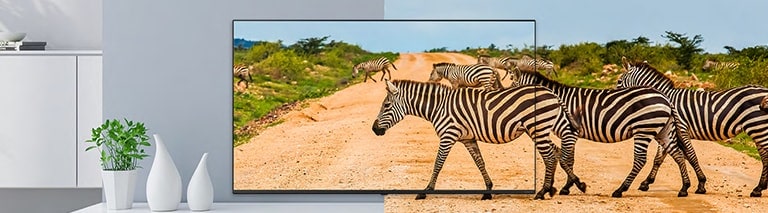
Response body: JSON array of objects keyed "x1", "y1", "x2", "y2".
[
  {"x1": 102, "y1": 170, "x2": 137, "y2": 210},
  {"x1": 187, "y1": 153, "x2": 214, "y2": 211},
  {"x1": 146, "y1": 134, "x2": 182, "y2": 211}
]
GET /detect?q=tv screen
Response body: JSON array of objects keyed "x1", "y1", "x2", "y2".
[{"x1": 232, "y1": 20, "x2": 539, "y2": 194}]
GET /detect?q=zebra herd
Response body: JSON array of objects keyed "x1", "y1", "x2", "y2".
[{"x1": 366, "y1": 54, "x2": 768, "y2": 200}]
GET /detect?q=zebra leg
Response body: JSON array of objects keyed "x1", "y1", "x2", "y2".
[
  {"x1": 416, "y1": 139, "x2": 456, "y2": 200},
  {"x1": 751, "y1": 143, "x2": 768, "y2": 197},
  {"x1": 665, "y1": 146, "x2": 692, "y2": 197},
  {"x1": 366, "y1": 71, "x2": 377, "y2": 83},
  {"x1": 639, "y1": 145, "x2": 665, "y2": 191},
  {"x1": 379, "y1": 69, "x2": 387, "y2": 82},
  {"x1": 558, "y1": 132, "x2": 586, "y2": 195},
  {"x1": 530, "y1": 131, "x2": 558, "y2": 200},
  {"x1": 680, "y1": 137, "x2": 707, "y2": 194},
  {"x1": 461, "y1": 140, "x2": 494, "y2": 200},
  {"x1": 746, "y1": 127, "x2": 767, "y2": 197},
  {"x1": 612, "y1": 137, "x2": 651, "y2": 198},
  {"x1": 387, "y1": 67, "x2": 393, "y2": 80}
]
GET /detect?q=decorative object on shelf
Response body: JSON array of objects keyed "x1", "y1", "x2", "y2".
[
  {"x1": 146, "y1": 134, "x2": 182, "y2": 211},
  {"x1": 0, "y1": 32, "x2": 26, "y2": 42},
  {"x1": 187, "y1": 152, "x2": 214, "y2": 211},
  {"x1": 85, "y1": 118, "x2": 151, "y2": 210}
]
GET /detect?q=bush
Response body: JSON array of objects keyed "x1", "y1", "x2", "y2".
[
  {"x1": 257, "y1": 50, "x2": 306, "y2": 81},
  {"x1": 246, "y1": 41, "x2": 283, "y2": 63}
]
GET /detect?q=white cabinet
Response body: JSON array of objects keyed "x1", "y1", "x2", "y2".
[
  {"x1": 77, "y1": 56, "x2": 103, "y2": 188},
  {"x1": 0, "y1": 51, "x2": 102, "y2": 188}
]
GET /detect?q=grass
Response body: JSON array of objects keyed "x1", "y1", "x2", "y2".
[
  {"x1": 233, "y1": 43, "x2": 398, "y2": 147},
  {"x1": 717, "y1": 133, "x2": 761, "y2": 160}
]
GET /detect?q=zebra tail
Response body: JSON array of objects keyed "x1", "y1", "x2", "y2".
[
  {"x1": 561, "y1": 103, "x2": 582, "y2": 134},
  {"x1": 669, "y1": 105, "x2": 691, "y2": 155}
]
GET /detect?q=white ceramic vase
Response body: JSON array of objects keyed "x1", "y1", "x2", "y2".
[
  {"x1": 187, "y1": 153, "x2": 214, "y2": 211},
  {"x1": 102, "y1": 170, "x2": 137, "y2": 210},
  {"x1": 146, "y1": 134, "x2": 182, "y2": 211}
]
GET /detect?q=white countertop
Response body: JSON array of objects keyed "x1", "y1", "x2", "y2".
[
  {"x1": 0, "y1": 50, "x2": 102, "y2": 56},
  {"x1": 72, "y1": 202, "x2": 384, "y2": 213}
]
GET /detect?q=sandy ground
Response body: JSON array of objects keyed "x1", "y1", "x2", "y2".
[{"x1": 234, "y1": 53, "x2": 767, "y2": 212}]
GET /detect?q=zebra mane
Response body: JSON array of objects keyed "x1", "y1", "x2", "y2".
[
  {"x1": 392, "y1": 79, "x2": 450, "y2": 88},
  {"x1": 630, "y1": 61, "x2": 676, "y2": 86},
  {"x1": 519, "y1": 70, "x2": 570, "y2": 88},
  {"x1": 433, "y1": 62, "x2": 456, "y2": 67}
]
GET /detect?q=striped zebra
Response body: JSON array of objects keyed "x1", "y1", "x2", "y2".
[
  {"x1": 618, "y1": 57, "x2": 768, "y2": 197},
  {"x1": 372, "y1": 80, "x2": 582, "y2": 200},
  {"x1": 514, "y1": 70, "x2": 699, "y2": 197},
  {"x1": 477, "y1": 55, "x2": 515, "y2": 78},
  {"x1": 428, "y1": 62, "x2": 502, "y2": 90},
  {"x1": 352, "y1": 57, "x2": 398, "y2": 83},
  {"x1": 702, "y1": 59, "x2": 740, "y2": 71},
  {"x1": 511, "y1": 55, "x2": 557, "y2": 78},
  {"x1": 233, "y1": 64, "x2": 252, "y2": 88}
]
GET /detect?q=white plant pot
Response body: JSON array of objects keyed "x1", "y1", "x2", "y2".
[
  {"x1": 102, "y1": 170, "x2": 137, "y2": 210},
  {"x1": 187, "y1": 152, "x2": 214, "y2": 211},
  {"x1": 146, "y1": 134, "x2": 182, "y2": 211}
]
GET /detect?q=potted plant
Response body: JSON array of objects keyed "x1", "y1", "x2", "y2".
[{"x1": 85, "y1": 118, "x2": 150, "y2": 210}]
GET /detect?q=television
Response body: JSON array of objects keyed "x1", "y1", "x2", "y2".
[{"x1": 232, "y1": 20, "x2": 540, "y2": 195}]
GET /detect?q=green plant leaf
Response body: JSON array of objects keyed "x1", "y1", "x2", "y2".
[{"x1": 88, "y1": 118, "x2": 151, "y2": 170}]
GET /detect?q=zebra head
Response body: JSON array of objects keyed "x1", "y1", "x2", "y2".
[
  {"x1": 352, "y1": 64, "x2": 360, "y2": 78},
  {"x1": 428, "y1": 63, "x2": 450, "y2": 83},
  {"x1": 372, "y1": 80, "x2": 407, "y2": 136},
  {"x1": 617, "y1": 56, "x2": 670, "y2": 90},
  {"x1": 616, "y1": 56, "x2": 635, "y2": 89}
]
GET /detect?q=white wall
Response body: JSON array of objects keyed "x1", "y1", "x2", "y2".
[
  {"x1": 103, "y1": 0, "x2": 385, "y2": 204},
  {"x1": 0, "y1": 0, "x2": 101, "y2": 50}
]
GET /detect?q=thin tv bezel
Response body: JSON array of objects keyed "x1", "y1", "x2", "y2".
[{"x1": 232, "y1": 19, "x2": 539, "y2": 195}]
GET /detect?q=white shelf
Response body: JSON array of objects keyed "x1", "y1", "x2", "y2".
[
  {"x1": 73, "y1": 202, "x2": 384, "y2": 213},
  {"x1": 0, "y1": 50, "x2": 102, "y2": 56}
]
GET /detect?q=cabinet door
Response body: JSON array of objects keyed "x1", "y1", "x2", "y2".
[
  {"x1": 77, "y1": 56, "x2": 103, "y2": 188},
  {"x1": 0, "y1": 56, "x2": 77, "y2": 188}
]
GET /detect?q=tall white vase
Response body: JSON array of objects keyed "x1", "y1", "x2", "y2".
[
  {"x1": 187, "y1": 153, "x2": 214, "y2": 211},
  {"x1": 146, "y1": 134, "x2": 182, "y2": 211}
]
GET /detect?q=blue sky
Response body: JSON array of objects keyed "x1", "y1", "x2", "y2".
[
  {"x1": 234, "y1": 21, "x2": 534, "y2": 53},
  {"x1": 386, "y1": 0, "x2": 768, "y2": 53},
  {"x1": 234, "y1": 0, "x2": 767, "y2": 54}
]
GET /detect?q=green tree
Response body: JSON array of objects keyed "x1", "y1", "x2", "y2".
[
  {"x1": 662, "y1": 31, "x2": 704, "y2": 70},
  {"x1": 632, "y1": 36, "x2": 651, "y2": 45},
  {"x1": 290, "y1": 36, "x2": 330, "y2": 55}
]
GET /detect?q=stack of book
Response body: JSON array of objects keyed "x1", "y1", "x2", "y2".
[{"x1": 0, "y1": 41, "x2": 47, "y2": 51}]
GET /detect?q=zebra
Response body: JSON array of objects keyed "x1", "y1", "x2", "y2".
[
  {"x1": 702, "y1": 59, "x2": 740, "y2": 71},
  {"x1": 617, "y1": 57, "x2": 768, "y2": 197},
  {"x1": 352, "y1": 57, "x2": 398, "y2": 83},
  {"x1": 233, "y1": 64, "x2": 252, "y2": 89},
  {"x1": 477, "y1": 54, "x2": 515, "y2": 79},
  {"x1": 428, "y1": 62, "x2": 502, "y2": 90},
  {"x1": 372, "y1": 79, "x2": 583, "y2": 200},
  {"x1": 511, "y1": 55, "x2": 557, "y2": 78},
  {"x1": 513, "y1": 69, "x2": 699, "y2": 197}
]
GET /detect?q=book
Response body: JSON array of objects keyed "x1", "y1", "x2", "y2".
[
  {"x1": 0, "y1": 41, "x2": 47, "y2": 46},
  {"x1": 18, "y1": 45, "x2": 46, "y2": 50}
]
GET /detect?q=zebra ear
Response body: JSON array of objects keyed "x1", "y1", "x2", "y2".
[
  {"x1": 621, "y1": 56, "x2": 630, "y2": 70},
  {"x1": 385, "y1": 80, "x2": 400, "y2": 95}
]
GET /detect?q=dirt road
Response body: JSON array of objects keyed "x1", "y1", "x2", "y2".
[{"x1": 234, "y1": 53, "x2": 767, "y2": 212}]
